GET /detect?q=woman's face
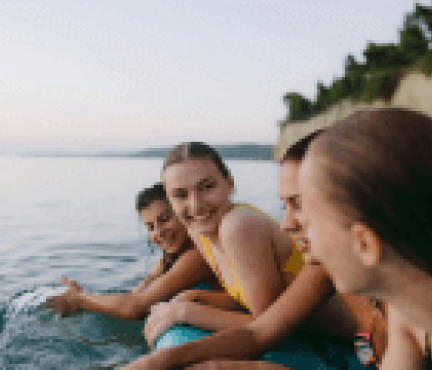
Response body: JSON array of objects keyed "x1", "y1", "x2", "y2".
[
  {"x1": 299, "y1": 151, "x2": 373, "y2": 293},
  {"x1": 163, "y1": 158, "x2": 234, "y2": 237},
  {"x1": 279, "y1": 160, "x2": 316, "y2": 263},
  {"x1": 140, "y1": 200, "x2": 188, "y2": 254}
]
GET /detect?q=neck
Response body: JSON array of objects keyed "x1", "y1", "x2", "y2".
[
  {"x1": 178, "y1": 237, "x2": 194, "y2": 255},
  {"x1": 370, "y1": 253, "x2": 432, "y2": 333}
]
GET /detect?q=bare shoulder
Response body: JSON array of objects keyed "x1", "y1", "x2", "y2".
[
  {"x1": 380, "y1": 303, "x2": 425, "y2": 370},
  {"x1": 177, "y1": 247, "x2": 205, "y2": 263},
  {"x1": 220, "y1": 206, "x2": 273, "y2": 242}
]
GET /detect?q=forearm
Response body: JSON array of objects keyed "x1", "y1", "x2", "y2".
[
  {"x1": 157, "y1": 327, "x2": 262, "y2": 368},
  {"x1": 77, "y1": 292, "x2": 143, "y2": 320},
  {"x1": 196, "y1": 291, "x2": 245, "y2": 311},
  {"x1": 131, "y1": 275, "x2": 157, "y2": 294},
  {"x1": 247, "y1": 263, "x2": 335, "y2": 349},
  {"x1": 182, "y1": 302, "x2": 252, "y2": 332}
]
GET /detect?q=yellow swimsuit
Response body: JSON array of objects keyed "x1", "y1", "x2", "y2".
[{"x1": 200, "y1": 204, "x2": 304, "y2": 310}]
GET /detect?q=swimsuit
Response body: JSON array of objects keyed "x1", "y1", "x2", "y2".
[{"x1": 200, "y1": 203, "x2": 304, "y2": 310}]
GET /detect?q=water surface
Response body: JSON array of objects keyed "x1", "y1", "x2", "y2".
[{"x1": 0, "y1": 157, "x2": 281, "y2": 369}]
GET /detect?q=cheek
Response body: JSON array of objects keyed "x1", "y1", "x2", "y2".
[
  {"x1": 308, "y1": 224, "x2": 329, "y2": 260},
  {"x1": 169, "y1": 200, "x2": 185, "y2": 217}
]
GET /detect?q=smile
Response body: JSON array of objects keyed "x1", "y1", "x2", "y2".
[{"x1": 193, "y1": 209, "x2": 215, "y2": 224}]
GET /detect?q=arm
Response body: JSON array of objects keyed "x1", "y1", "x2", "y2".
[
  {"x1": 131, "y1": 258, "x2": 165, "y2": 294},
  {"x1": 123, "y1": 263, "x2": 335, "y2": 369},
  {"x1": 379, "y1": 304, "x2": 424, "y2": 370},
  {"x1": 144, "y1": 300, "x2": 253, "y2": 346},
  {"x1": 172, "y1": 289, "x2": 245, "y2": 311},
  {"x1": 76, "y1": 248, "x2": 214, "y2": 320},
  {"x1": 221, "y1": 211, "x2": 286, "y2": 317},
  {"x1": 186, "y1": 360, "x2": 294, "y2": 370},
  {"x1": 180, "y1": 303, "x2": 252, "y2": 331}
]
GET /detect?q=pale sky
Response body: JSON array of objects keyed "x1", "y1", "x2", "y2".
[{"x1": 0, "y1": 0, "x2": 425, "y2": 153}]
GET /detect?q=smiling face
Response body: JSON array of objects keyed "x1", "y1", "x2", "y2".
[
  {"x1": 279, "y1": 160, "x2": 315, "y2": 262},
  {"x1": 163, "y1": 158, "x2": 234, "y2": 237},
  {"x1": 140, "y1": 200, "x2": 188, "y2": 254},
  {"x1": 298, "y1": 150, "x2": 379, "y2": 294}
]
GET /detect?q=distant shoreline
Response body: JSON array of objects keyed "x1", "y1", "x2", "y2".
[{"x1": 20, "y1": 143, "x2": 275, "y2": 161}]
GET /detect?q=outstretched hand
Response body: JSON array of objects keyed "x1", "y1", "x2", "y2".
[{"x1": 45, "y1": 275, "x2": 84, "y2": 316}]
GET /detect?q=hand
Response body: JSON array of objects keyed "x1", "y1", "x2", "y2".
[
  {"x1": 170, "y1": 289, "x2": 201, "y2": 304},
  {"x1": 144, "y1": 301, "x2": 187, "y2": 349},
  {"x1": 45, "y1": 276, "x2": 84, "y2": 316},
  {"x1": 121, "y1": 351, "x2": 170, "y2": 370},
  {"x1": 60, "y1": 275, "x2": 85, "y2": 292}
]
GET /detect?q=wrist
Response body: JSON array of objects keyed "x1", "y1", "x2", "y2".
[
  {"x1": 75, "y1": 291, "x2": 88, "y2": 311},
  {"x1": 191, "y1": 289, "x2": 202, "y2": 303},
  {"x1": 178, "y1": 301, "x2": 193, "y2": 323}
]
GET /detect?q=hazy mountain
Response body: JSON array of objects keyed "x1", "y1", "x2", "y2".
[{"x1": 23, "y1": 144, "x2": 274, "y2": 160}]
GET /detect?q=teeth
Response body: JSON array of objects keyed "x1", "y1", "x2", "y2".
[{"x1": 195, "y1": 211, "x2": 213, "y2": 221}]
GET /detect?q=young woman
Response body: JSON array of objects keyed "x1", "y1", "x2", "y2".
[
  {"x1": 141, "y1": 142, "x2": 304, "y2": 347},
  {"x1": 46, "y1": 183, "x2": 217, "y2": 320},
  {"x1": 122, "y1": 142, "x2": 361, "y2": 370},
  {"x1": 280, "y1": 130, "x2": 388, "y2": 367},
  {"x1": 298, "y1": 108, "x2": 432, "y2": 369}
]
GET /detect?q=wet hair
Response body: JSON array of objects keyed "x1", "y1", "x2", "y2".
[
  {"x1": 135, "y1": 183, "x2": 179, "y2": 273},
  {"x1": 281, "y1": 129, "x2": 324, "y2": 162},
  {"x1": 312, "y1": 108, "x2": 432, "y2": 274},
  {"x1": 135, "y1": 183, "x2": 167, "y2": 212},
  {"x1": 163, "y1": 142, "x2": 232, "y2": 180}
]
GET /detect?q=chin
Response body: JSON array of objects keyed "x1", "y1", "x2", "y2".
[{"x1": 198, "y1": 223, "x2": 218, "y2": 237}]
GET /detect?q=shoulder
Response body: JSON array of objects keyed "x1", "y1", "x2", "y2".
[
  {"x1": 176, "y1": 248, "x2": 206, "y2": 265},
  {"x1": 220, "y1": 206, "x2": 274, "y2": 247}
]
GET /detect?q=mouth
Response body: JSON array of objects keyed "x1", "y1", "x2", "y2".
[
  {"x1": 192, "y1": 209, "x2": 216, "y2": 226},
  {"x1": 162, "y1": 231, "x2": 177, "y2": 246},
  {"x1": 293, "y1": 236, "x2": 309, "y2": 253}
]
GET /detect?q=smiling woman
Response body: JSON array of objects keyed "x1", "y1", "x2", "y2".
[
  {"x1": 46, "y1": 182, "x2": 216, "y2": 321},
  {"x1": 123, "y1": 142, "x2": 319, "y2": 369}
]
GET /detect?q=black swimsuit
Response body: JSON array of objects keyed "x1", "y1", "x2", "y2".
[{"x1": 425, "y1": 333, "x2": 432, "y2": 369}]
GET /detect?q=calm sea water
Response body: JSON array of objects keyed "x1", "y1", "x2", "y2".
[{"x1": 0, "y1": 157, "x2": 282, "y2": 369}]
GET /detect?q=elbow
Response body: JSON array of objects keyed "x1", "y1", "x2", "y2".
[{"x1": 119, "y1": 296, "x2": 145, "y2": 320}]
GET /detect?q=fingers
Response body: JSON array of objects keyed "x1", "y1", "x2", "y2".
[
  {"x1": 145, "y1": 305, "x2": 173, "y2": 349},
  {"x1": 61, "y1": 275, "x2": 83, "y2": 292}
]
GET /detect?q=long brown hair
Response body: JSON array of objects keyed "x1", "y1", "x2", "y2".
[
  {"x1": 281, "y1": 129, "x2": 325, "y2": 162},
  {"x1": 136, "y1": 183, "x2": 180, "y2": 273},
  {"x1": 312, "y1": 107, "x2": 432, "y2": 274},
  {"x1": 163, "y1": 142, "x2": 232, "y2": 180}
]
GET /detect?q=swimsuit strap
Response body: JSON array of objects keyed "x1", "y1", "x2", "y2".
[{"x1": 426, "y1": 332, "x2": 432, "y2": 370}]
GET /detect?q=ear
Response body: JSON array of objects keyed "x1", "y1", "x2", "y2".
[
  {"x1": 227, "y1": 177, "x2": 235, "y2": 194},
  {"x1": 351, "y1": 223, "x2": 383, "y2": 267}
]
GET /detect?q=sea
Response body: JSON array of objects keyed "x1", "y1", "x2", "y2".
[{"x1": 0, "y1": 157, "x2": 283, "y2": 369}]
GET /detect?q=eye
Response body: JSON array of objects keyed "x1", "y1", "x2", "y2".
[
  {"x1": 174, "y1": 189, "x2": 188, "y2": 199},
  {"x1": 160, "y1": 213, "x2": 172, "y2": 224},
  {"x1": 292, "y1": 201, "x2": 301, "y2": 211},
  {"x1": 199, "y1": 182, "x2": 214, "y2": 192}
]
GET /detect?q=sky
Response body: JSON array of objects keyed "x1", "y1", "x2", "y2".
[{"x1": 0, "y1": 0, "x2": 427, "y2": 153}]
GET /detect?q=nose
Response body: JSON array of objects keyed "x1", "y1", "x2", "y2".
[
  {"x1": 152, "y1": 222, "x2": 166, "y2": 244},
  {"x1": 188, "y1": 192, "x2": 203, "y2": 216},
  {"x1": 281, "y1": 208, "x2": 301, "y2": 234}
]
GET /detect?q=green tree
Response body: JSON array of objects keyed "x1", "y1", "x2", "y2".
[
  {"x1": 399, "y1": 13, "x2": 429, "y2": 64},
  {"x1": 344, "y1": 54, "x2": 367, "y2": 100},
  {"x1": 283, "y1": 92, "x2": 313, "y2": 122}
]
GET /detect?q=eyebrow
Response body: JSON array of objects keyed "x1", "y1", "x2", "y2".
[
  {"x1": 157, "y1": 209, "x2": 172, "y2": 220},
  {"x1": 280, "y1": 194, "x2": 300, "y2": 201},
  {"x1": 172, "y1": 176, "x2": 215, "y2": 193}
]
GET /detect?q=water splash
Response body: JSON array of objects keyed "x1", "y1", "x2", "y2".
[{"x1": 6, "y1": 285, "x2": 68, "y2": 321}]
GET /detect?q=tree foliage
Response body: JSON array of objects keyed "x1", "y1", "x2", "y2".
[{"x1": 281, "y1": 2, "x2": 432, "y2": 125}]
